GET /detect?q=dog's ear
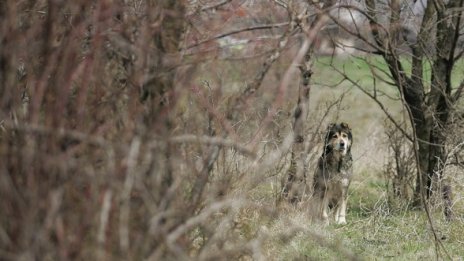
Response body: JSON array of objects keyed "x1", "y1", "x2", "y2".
[
  {"x1": 324, "y1": 123, "x2": 336, "y2": 139},
  {"x1": 323, "y1": 123, "x2": 336, "y2": 155},
  {"x1": 327, "y1": 123, "x2": 336, "y2": 131},
  {"x1": 323, "y1": 141, "x2": 333, "y2": 156},
  {"x1": 340, "y1": 122, "x2": 351, "y2": 131}
]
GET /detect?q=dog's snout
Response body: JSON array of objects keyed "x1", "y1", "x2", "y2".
[{"x1": 340, "y1": 141, "x2": 345, "y2": 147}]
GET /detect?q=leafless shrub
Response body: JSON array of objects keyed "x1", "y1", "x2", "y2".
[
  {"x1": 0, "y1": 1, "x2": 365, "y2": 260},
  {"x1": 433, "y1": 112, "x2": 464, "y2": 221},
  {"x1": 383, "y1": 121, "x2": 415, "y2": 206}
]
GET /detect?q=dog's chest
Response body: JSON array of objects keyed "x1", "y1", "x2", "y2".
[
  {"x1": 319, "y1": 157, "x2": 352, "y2": 187},
  {"x1": 324, "y1": 161, "x2": 352, "y2": 178},
  {"x1": 325, "y1": 170, "x2": 350, "y2": 189}
]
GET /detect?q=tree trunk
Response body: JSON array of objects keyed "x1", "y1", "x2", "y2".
[
  {"x1": 366, "y1": 0, "x2": 458, "y2": 218},
  {"x1": 142, "y1": 1, "x2": 186, "y2": 127},
  {"x1": 412, "y1": 118, "x2": 432, "y2": 205},
  {"x1": 281, "y1": 1, "x2": 334, "y2": 203},
  {"x1": 282, "y1": 56, "x2": 312, "y2": 203},
  {"x1": 145, "y1": 0, "x2": 186, "y2": 197}
]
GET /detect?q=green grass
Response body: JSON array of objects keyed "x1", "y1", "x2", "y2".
[
  {"x1": 313, "y1": 55, "x2": 464, "y2": 90},
  {"x1": 238, "y1": 55, "x2": 464, "y2": 260},
  {"x1": 243, "y1": 174, "x2": 464, "y2": 260}
]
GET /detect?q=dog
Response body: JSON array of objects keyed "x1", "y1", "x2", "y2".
[{"x1": 312, "y1": 122, "x2": 353, "y2": 225}]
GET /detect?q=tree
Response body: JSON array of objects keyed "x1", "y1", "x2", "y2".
[
  {"x1": 368, "y1": 0, "x2": 463, "y2": 218},
  {"x1": 282, "y1": 1, "x2": 336, "y2": 203},
  {"x1": 328, "y1": 0, "x2": 464, "y2": 219}
]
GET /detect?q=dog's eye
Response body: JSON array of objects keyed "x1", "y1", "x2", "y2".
[
  {"x1": 342, "y1": 133, "x2": 347, "y2": 138},
  {"x1": 332, "y1": 134, "x2": 338, "y2": 138}
]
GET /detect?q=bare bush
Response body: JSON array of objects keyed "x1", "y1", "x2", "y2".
[
  {"x1": 0, "y1": 1, "x2": 365, "y2": 260},
  {"x1": 383, "y1": 121, "x2": 415, "y2": 204}
]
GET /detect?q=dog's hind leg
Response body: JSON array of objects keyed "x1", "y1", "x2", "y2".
[
  {"x1": 334, "y1": 201, "x2": 341, "y2": 224},
  {"x1": 313, "y1": 191, "x2": 330, "y2": 225},
  {"x1": 321, "y1": 195, "x2": 330, "y2": 225}
]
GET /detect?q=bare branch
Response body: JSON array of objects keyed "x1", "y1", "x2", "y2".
[
  {"x1": 166, "y1": 199, "x2": 243, "y2": 254},
  {"x1": 166, "y1": 134, "x2": 256, "y2": 158},
  {"x1": 246, "y1": 5, "x2": 333, "y2": 148},
  {"x1": 200, "y1": 0, "x2": 231, "y2": 12},
  {"x1": 3, "y1": 120, "x2": 107, "y2": 147},
  {"x1": 186, "y1": 22, "x2": 290, "y2": 50},
  {"x1": 241, "y1": 20, "x2": 296, "y2": 98},
  {"x1": 338, "y1": 68, "x2": 413, "y2": 142},
  {"x1": 452, "y1": 79, "x2": 464, "y2": 101},
  {"x1": 119, "y1": 137, "x2": 141, "y2": 253},
  {"x1": 97, "y1": 189, "x2": 113, "y2": 259}
]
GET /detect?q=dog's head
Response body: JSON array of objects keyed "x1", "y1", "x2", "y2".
[{"x1": 324, "y1": 122, "x2": 352, "y2": 156}]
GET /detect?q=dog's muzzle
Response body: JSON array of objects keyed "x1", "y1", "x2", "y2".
[{"x1": 336, "y1": 141, "x2": 348, "y2": 154}]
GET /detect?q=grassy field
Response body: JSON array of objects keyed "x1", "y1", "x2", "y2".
[
  {"x1": 243, "y1": 180, "x2": 464, "y2": 260},
  {"x1": 244, "y1": 173, "x2": 464, "y2": 260},
  {"x1": 220, "y1": 55, "x2": 464, "y2": 260}
]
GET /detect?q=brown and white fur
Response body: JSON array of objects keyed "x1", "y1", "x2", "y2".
[{"x1": 313, "y1": 123, "x2": 353, "y2": 225}]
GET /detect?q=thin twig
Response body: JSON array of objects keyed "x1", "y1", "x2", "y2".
[
  {"x1": 186, "y1": 22, "x2": 290, "y2": 50},
  {"x1": 3, "y1": 120, "x2": 107, "y2": 147},
  {"x1": 119, "y1": 137, "x2": 141, "y2": 254},
  {"x1": 166, "y1": 134, "x2": 255, "y2": 158},
  {"x1": 97, "y1": 189, "x2": 113, "y2": 259}
]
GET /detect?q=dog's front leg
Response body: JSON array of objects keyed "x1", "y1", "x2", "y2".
[
  {"x1": 336, "y1": 179, "x2": 350, "y2": 225},
  {"x1": 337, "y1": 197, "x2": 347, "y2": 225}
]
